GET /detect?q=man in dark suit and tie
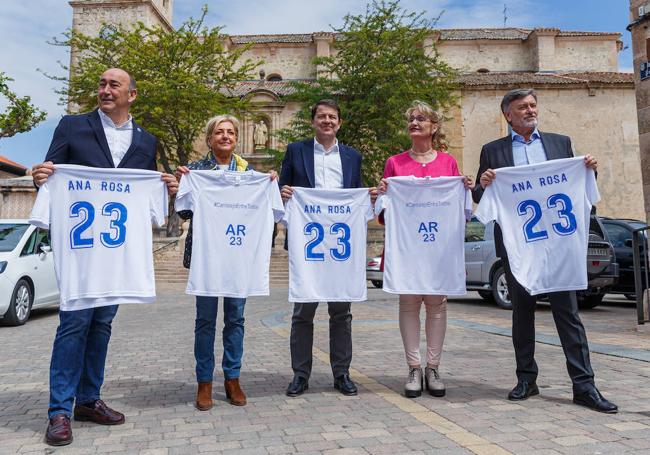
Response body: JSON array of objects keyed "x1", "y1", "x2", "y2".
[
  {"x1": 472, "y1": 88, "x2": 617, "y2": 413},
  {"x1": 280, "y1": 99, "x2": 369, "y2": 397},
  {"x1": 32, "y1": 68, "x2": 178, "y2": 446}
]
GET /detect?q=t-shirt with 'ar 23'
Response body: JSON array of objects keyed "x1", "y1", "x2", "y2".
[{"x1": 175, "y1": 170, "x2": 284, "y2": 298}]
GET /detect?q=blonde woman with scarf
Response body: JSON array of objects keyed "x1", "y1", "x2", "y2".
[{"x1": 176, "y1": 115, "x2": 276, "y2": 411}]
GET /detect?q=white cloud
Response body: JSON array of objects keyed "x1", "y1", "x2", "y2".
[
  {"x1": 0, "y1": 1, "x2": 71, "y2": 119},
  {"x1": 175, "y1": 0, "x2": 541, "y2": 35}
]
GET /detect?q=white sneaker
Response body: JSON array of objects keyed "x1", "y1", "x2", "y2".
[
  {"x1": 404, "y1": 367, "x2": 423, "y2": 398},
  {"x1": 425, "y1": 367, "x2": 446, "y2": 397}
]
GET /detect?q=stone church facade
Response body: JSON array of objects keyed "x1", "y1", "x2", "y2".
[{"x1": 69, "y1": 0, "x2": 643, "y2": 219}]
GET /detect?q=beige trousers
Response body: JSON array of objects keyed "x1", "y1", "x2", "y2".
[{"x1": 398, "y1": 295, "x2": 447, "y2": 368}]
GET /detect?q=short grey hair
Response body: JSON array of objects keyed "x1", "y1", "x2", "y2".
[
  {"x1": 500, "y1": 88, "x2": 537, "y2": 115},
  {"x1": 205, "y1": 114, "x2": 240, "y2": 149}
]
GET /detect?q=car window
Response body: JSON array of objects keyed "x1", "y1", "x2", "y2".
[
  {"x1": 465, "y1": 219, "x2": 486, "y2": 242},
  {"x1": 20, "y1": 229, "x2": 39, "y2": 256},
  {"x1": 35, "y1": 229, "x2": 50, "y2": 248},
  {"x1": 0, "y1": 223, "x2": 30, "y2": 252},
  {"x1": 602, "y1": 223, "x2": 630, "y2": 248}
]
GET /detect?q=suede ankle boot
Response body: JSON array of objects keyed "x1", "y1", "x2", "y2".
[
  {"x1": 224, "y1": 378, "x2": 247, "y2": 406},
  {"x1": 195, "y1": 381, "x2": 213, "y2": 411}
]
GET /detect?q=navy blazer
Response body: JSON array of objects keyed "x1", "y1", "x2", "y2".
[
  {"x1": 279, "y1": 138, "x2": 362, "y2": 189},
  {"x1": 471, "y1": 131, "x2": 574, "y2": 258},
  {"x1": 45, "y1": 109, "x2": 157, "y2": 171}
]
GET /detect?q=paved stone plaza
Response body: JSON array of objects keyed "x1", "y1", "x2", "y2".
[{"x1": 1, "y1": 286, "x2": 650, "y2": 454}]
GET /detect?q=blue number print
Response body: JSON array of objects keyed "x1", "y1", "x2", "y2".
[
  {"x1": 422, "y1": 233, "x2": 436, "y2": 242},
  {"x1": 304, "y1": 222, "x2": 325, "y2": 261},
  {"x1": 100, "y1": 202, "x2": 128, "y2": 248},
  {"x1": 69, "y1": 201, "x2": 95, "y2": 249},
  {"x1": 229, "y1": 237, "x2": 243, "y2": 246},
  {"x1": 547, "y1": 193, "x2": 577, "y2": 236},
  {"x1": 330, "y1": 223, "x2": 351, "y2": 261},
  {"x1": 517, "y1": 199, "x2": 548, "y2": 242}
]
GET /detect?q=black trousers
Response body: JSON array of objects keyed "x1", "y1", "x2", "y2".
[
  {"x1": 290, "y1": 302, "x2": 352, "y2": 379},
  {"x1": 502, "y1": 258, "x2": 595, "y2": 393}
]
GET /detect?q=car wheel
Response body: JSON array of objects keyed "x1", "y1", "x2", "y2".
[
  {"x1": 624, "y1": 293, "x2": 636, "y2": 301},
  {"x1": 577, "y1": 293, "x2": 604, "y2": 310},
  {"x1": 371, "y1": 280, "x2": 383, "y2": 288},
  {"x1": 491, "y1": 266, "x2": 512, "y2": 310},
  {"x1": 477, "y1": 290, "x2": 494, "y2": 301},
  {"x1": 3, "y1": 279, "x2": 33, "y2": 326}
]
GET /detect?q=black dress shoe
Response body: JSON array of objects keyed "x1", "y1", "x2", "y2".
[
  {"x1": 573, "y1": 388, "x2": 618, "y2": 414},
  {"x1": 333, "y1": 374, "x2": 358, "y2": 396},
  {"x1": 507, "y1": 380, "x2": 539, "y2": 401},
  {"x1": 286, "y1": 376, "x2": 309, "y2": 397}
]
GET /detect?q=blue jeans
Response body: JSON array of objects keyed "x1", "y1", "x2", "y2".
[
  {"x1": 194, "y1": 296, "x2": 246, "y2": 381},
  {"x1": 48, "y1": 305, "x2": 119, "y2": 418}
]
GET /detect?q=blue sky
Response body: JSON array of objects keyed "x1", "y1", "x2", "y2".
[{"x1": 0, "y1": 0, "x2": 633, "y2": 168}]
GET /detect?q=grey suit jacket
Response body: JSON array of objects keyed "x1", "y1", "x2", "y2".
[{"x1": 471, "y1": 131, "x2": 574, "y2": 257}]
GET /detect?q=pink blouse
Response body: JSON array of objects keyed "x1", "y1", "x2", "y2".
[{"x1": 383, "y1": 150, "x2": 460, "y2": 179}]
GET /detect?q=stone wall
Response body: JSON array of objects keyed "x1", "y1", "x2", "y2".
[
  {"x1": 437, "y1": 41, "x2": 533, "y2": 72},
  {"x1": 459, "y1": 87, "x2": 644, "y2": 219},
  {"x1": 71, "y1": 0, "x2": 173, "y2": 35},
  {"x1": 0, "y1": 179, "x2": 37, "y2": 219},
  {"x1": 554, "y1": 37, "x2": 619, "y2": 72},
  {"x1": 629, "y1": 0, "x2": 650, "y2": 222},
  {"x1": 240, "y1": 44, "x2": 316, "y2": 80}
]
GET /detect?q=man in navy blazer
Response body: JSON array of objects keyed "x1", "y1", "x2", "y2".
[
  {"x1": 280, "y1": 99, "x2": 365, "y2": 397},
  {"x1": 32, "y1": 68, "x2": 177, "y2": 446},
  {"x1": 472, "y1": 88, "x2": 617, "y2": 414}
]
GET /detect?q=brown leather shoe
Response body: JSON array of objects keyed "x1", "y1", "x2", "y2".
[
  {"x1": 73, "y1": 399, "x2": 125, "y2": 425},
  {"x1": 45, "y1": 413, "x2": 73, "y2": 446},
  {"x1": 224, "y1": 378, "x2": 247, "y2": 406},
  {"x1": 195, "y1": 381, "x2": 213, "y2": 411}
]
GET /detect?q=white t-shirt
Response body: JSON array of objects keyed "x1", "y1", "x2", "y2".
[
  {"x1": 375, "y1": 176, "x2": 472, "y2": 295},
  {"x1": 282, "y1": 187, "x2": 373, "y2": 302},
  {"x1": 475, "y1": 156, "x2": 600, "y2": 295},
  {"x1": 175, "y1": 170, "x2": 284, "y2": 298},
  {"x1": 29, "y1": 164, "x2": 168, "y2": 311}
]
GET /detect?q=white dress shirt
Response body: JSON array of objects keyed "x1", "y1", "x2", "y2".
[
  {"x1": 98, "y1": 109, "x2": 134, "y2": 167},
  {"x1": 313, "y1": 137, "x2": 344, "y2": 189}
]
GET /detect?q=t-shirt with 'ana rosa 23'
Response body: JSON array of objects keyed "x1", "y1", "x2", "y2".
[
  {"x1": 29, "y1": 164, "x2": 168, "y2": 311},
  {"x1": 475, "y1": 156, "x2": 600, "y2": 295},
  {"x1": 282, "y1": 187, "x2": 374, "y2": 303}
]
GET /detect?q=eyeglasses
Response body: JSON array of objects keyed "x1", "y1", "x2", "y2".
[{"x1": 408, "y1": 116, "x2": 432, "y2": 124}]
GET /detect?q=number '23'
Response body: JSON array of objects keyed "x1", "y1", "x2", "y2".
[
  {"x1": 70, "y1": 201, "x2": 128, "y2": 249},
  {"x1": 517, "y1": 192, "x2": 577, "y2": 242},
  {"x1": 304, "y1": 222, "x2": 351, "y2": 261}
]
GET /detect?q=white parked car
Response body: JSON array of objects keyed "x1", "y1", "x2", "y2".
[{"x1": 0, "y1": 220, "x2": 59, "y2": 326}]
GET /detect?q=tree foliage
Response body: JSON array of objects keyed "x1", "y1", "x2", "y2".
[
  {"x1": 48, "y1": 7, "x2": 259, "y2": 174},
  {"x1": 0, "y1": 72, "x2": 47, "y2": 140},
  {"x1": 280, "y1": 0, "x2": 457, "y2": 185}
]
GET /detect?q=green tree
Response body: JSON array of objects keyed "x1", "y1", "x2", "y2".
[
  {"x1": 0, "y1": 72, "x2": 47, "y2": 140},
  {"x1": 48, "y1": 7, "x2": 259, "y2": 174},
  {"x1": 280, "y1": 0, "x2": 457, "y2": 184}
]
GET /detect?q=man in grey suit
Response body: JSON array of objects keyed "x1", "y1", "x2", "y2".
[{"x1": 472, "y1": 88, "x2": 617, "y2": 413}]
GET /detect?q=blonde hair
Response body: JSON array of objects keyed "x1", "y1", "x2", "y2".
[
  {"x1": 205, "y1": 114, "x2": 240, "y2": 149},
  {"x1": 405, "y1": 100, "x2": 448, "y2": 151}
]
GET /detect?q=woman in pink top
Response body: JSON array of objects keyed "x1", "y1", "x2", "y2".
[{"x1": 377, "y1": 100, "x2": 472, "y2": 399}]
